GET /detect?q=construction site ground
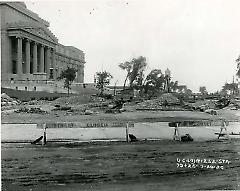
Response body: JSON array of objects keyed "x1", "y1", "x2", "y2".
[
  {"x1": 1, "y1": 100, "x2": 240, "y2": 124},
  {"x1": 1, "y1": 94, "x2": 240, "y2": 191}
]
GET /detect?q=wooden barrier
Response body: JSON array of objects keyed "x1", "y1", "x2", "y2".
[
  {"x1": 37, "y1": 122, "x2": 134, "y2": 129},
  {"x1": 37, "y1": 121, "x2": 135, "y2": 144}
]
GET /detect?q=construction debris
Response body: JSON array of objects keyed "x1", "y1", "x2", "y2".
[
  {"x1": 129, "y1": 134, "x2": 138, "y2": 142},
  {"x1": 181, "y1": 134, "x2": 194, "y2": 142},
  {"x1": 90, "y1": 96, "x2": 105, "y2": 102},
  {"x1": 105, "y1": 109, "x2": 122, "y2": 114},
  {"x1": 184, "y1": 99, "x2": 217, "y2": 111},
  {"x1": 215, "y1": 98, "x2": 230, "y2": 109},
  {"x1": 15, "y1": 107, "x2": 49, "y2": 114},
  {"x1": 136, "y1": 93, "x2": 181, "y2": 110},
  {"x1": 52, "y1": 105, "x2": 72, "y2": 111},
  {"x1": 84, "y1": 109, "x2": 94, "y2": 115},
  {"x1": 1, "y1": 93, "x2": 20, "y2": 107},
  {"x1": 205, "y1": 109, "x2": 218, "y2": 115}
]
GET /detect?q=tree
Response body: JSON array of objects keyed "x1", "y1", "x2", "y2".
[
  {"x1": 58, "y1": 67, "x2": 77, "y2": 96},
  {"x1": 129, "y1": 56, "x2": 147, "y2": 88},
  {"x1": 199, "y1": 86, "x2": 208, "y2": 95},
  {"x1": 169, "y1": 80, "x2": 179, "y2": 93},
  {"x1": 142, "y1": 68, "x2": 190, "y2": 98},
  {"x1": 141, "y1": 69, "x2": 164, "y2": 98},
  {"x1": 118, "y1": 61, "x2": 132, "y2": 90},
  {"x1": 96, "y1": 71, "x2": 113, "y2": 95},
  {"x1": 222, "y1": 82, "x2": 238, "y2": 95},
  {"x1": 185, "y1": 88, "x2": 193, "y2": 96},
  {"x1": 143, "y1": 69, "x2": 164, "y2": 94},
  {"x1": 236, "y1": 55, "x2": 240, "y2": 77},
  {"x1": 119, "y1": 56, "x2": 147, "y2": 90}
]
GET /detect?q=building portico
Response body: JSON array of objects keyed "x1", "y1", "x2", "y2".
[
  {"x1": 1, "y1": 2, "x2": 85, "y2": 92},
  {"x1": 7, "y1": 24, "x2": 57, "y2": 81}
]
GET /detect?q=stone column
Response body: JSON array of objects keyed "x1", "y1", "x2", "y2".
[
  {"x1": 33, "y1": 42, "x2": 38, "y2": 73},
  {"x1": 46, "y1": 47, "x2": 50, "y2": 78},
  {"x1": 9, "y1": 37, "x2": 13, "y2": 74},
  {"x1": 25, "y1": 39, "x2": 31, "y2": 74},
  {"x1": 52, "y1": 49, "x2": 56, "y2": 80},
  {"x1": 17, "y1": 37, "x2": 22, "y2": 74},
  {"x1": 40, "y1": 45, "x2": 45, "y2": 73}
]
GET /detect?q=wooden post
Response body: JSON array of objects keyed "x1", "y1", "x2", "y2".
[
  {"x1": 218, "y1": 120, "x2": 230, "y2": 140},
  {"x1": 42, "y1": 124, "x2": 47, "y2": 145},
  {"x1": 225, "y1": 121, "x2": 230, "y2": 140},
  {"x1": 218, "y1": 125, "x2": 222, "y2": 140},
  {"x1": 173, "y1": 122, "x2": 181, "y2": 141},
  {"x1": 126, "y1": 122, "x2": 129, "y2": 142}
]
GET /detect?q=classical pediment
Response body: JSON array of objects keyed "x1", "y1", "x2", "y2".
[
  {"x1": 23, "y1": 27, "x2": 58, "y2": 43},
  {"x1": 7, "y1": 21, "x2": 58, "y2": 43}
]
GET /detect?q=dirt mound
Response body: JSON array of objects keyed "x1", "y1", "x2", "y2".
[
  {"x1": 52, "y1": 95, "x2": 92, "y2": 106},
  {"x1": 136, "y1": 93, "x2": 180, "y2": 110},
  {"x1": 52, "y1": 95, "x2": 109, "y2": 106}
]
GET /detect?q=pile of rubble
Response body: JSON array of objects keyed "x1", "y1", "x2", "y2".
[
  {"x1": 15, "y1": 107, "x2": 49, "y2": 114},
  {"x1": 23, "y1": 100, "x2": 50, "y2": 106},
  {"x1": 136, "y1": 93, "x2": 181, "y2": 110},
  {"x1": 90, "y1": 96, "x2": 105, "y2": 102},
  {"x1": 186, "y1": 100, "x2": 217, "y2": 110},
  {"x1": 1, "y1": 93, "x2": 20, "y2": 107},
  {"x1": 52, "y1": 105, "x2": 72, "y2": 111}
]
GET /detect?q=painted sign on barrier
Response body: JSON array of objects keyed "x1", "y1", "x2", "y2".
[{"x1": 37, "y1": 122, "x2": 134, "y2": 129}]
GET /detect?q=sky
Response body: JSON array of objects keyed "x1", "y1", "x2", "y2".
[{"x1": 25, "y1": 0, "x2": 240, "y2": 93}]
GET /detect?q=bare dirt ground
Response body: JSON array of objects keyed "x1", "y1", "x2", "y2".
[
  {"x1": 2, "y1": 108, "x2": 239, "y2": 124},
  {"x1": 2, "y1": 140, "x2": 240, "y2": 191}
]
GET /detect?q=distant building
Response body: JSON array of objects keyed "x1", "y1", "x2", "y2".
[{"x1": 1, "y1": 2, "x2": 85, "y2": 92}]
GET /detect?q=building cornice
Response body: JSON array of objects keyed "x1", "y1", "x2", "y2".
[
  {"x1": 0, "y1": 2, "x2": 49, "y2": 27},
  {"x1": 55, "y1": 52, "x2": 86, "y2": 65}
]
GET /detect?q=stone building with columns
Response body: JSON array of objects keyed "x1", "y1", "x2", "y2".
[{"x1": 1, "y1": 2, "x2": 85, "y2": 93}]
